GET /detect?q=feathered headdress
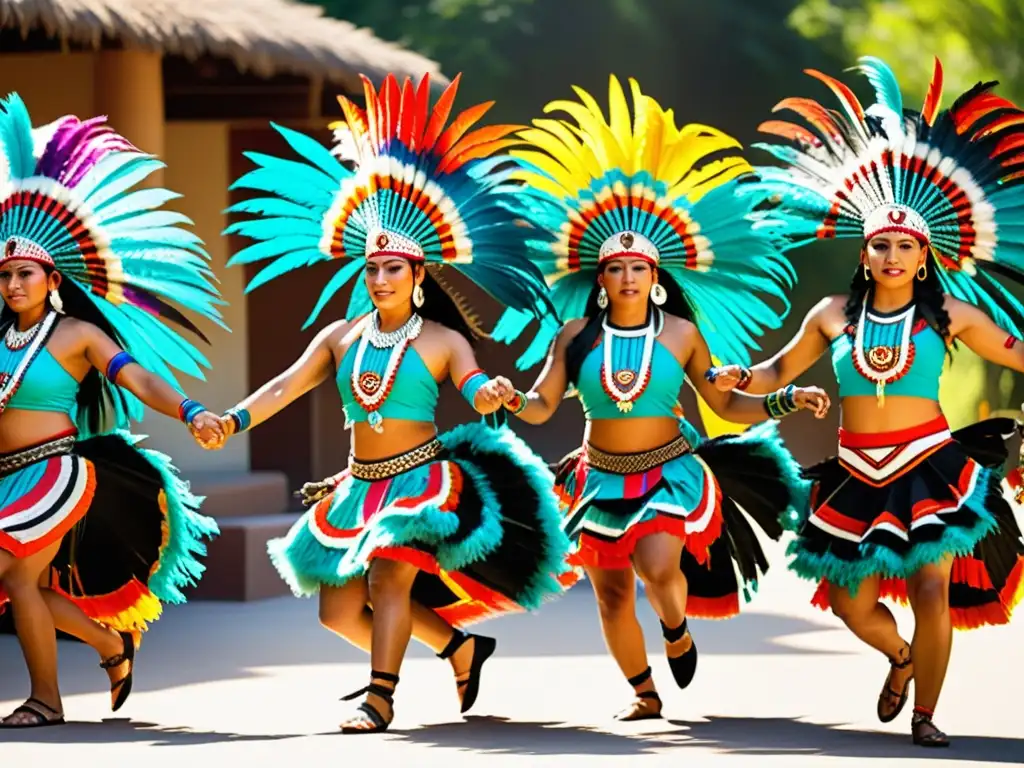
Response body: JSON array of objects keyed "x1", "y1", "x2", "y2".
[
  {"x1": 225, "y1": 73, "x2": 559, "y2": 360},
  {"x1": 751, "y1": 55, "x2": 1024, "y2": 334},
  {"x1": 494, "y1": 75, "x2": 797, "y2": 367},
  {"x1": 0, "y1": 94, "x2": 225, "y2": 425}
]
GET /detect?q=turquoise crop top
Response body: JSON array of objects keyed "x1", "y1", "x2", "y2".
[
  {"x1": 0, "y1": 344, "x2": 80, "y2": 415},
  {"x1": 831, "y1": 303, "x2": 946, "y2": 401},
  {"x1": 337, "y1": 340, "x2": 438, "y2": 425},
  {"x1": 575, "y1": 319, "x2": 684, "y2": 420}
]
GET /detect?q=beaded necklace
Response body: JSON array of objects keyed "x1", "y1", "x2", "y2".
[
  {"x1": 0, "y1": 311, "x2": 57, "y2": 415},
  {"x1": 600, "y1": 308, "x2": 663, "y2": 413},
  {"x1": 851, "y1": 300, "x2": 916, "y2": 407},
  {"x1": 349, "y1": 310, "x2": 423, "y2": 433}
]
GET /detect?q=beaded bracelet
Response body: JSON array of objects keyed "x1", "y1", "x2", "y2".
[
  {"x1": 763, "y1": 384, "x2": 798, "y2": 420},
  {"x1": 225, "y1": 407, "x2": 252, "y2": 434},
  {"x1": 503, "y1": 389, "x2": 529, "y2": 415},
  {"x1": 704, "y1": 365, "x2": 752, "y2": 389},
  {"x1": 105, "y1": 351, "x2": 136, "y2": 383},
  {"x1": 178, "y1": 398, "x2": 207, "y2": 425}
]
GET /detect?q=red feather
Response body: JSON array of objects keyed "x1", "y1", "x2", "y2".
[
  {"x1": 398, "y1": 77, "x2": 418, "y2": 148},
  {"x1": 437, "y1": 127, "x2": 524, "y2": 174},
  {"x1": 383, "y1": 74, "x2": 402, "y2": 144},
  {"x1": 952, "y1": 92, "x2": 1016, "y2": 134},
  {"x1": 422, "y1": 73, "x2": 462, "y2": 152},
  {"x1": 922, "y1": 57, "x2": 944, "y2": 126},
  {"x1": 993, "y1": 133, "x2": 1024, "y2": 158},
  {"x1": 758, "y1": 119, "x2": 822, "y2": 146},
  {"x1": 412, "y1": 74, "x2": 432, "y2": 150},
  {"x1": 804, "y1": 68, "x2": 866, "y2": 123},
  {"x1": 773, "y1": 97, "x2": 841, "y2": 139},
  {"x1": 974, "y1": 111, "x2": 1024, "y2": 139},
  {"x1": 434, "y1": 101, "x2": 495, "y2": 159}
]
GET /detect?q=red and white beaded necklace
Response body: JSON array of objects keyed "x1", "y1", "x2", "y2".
[
  {"x1": 599, "y1": 308, "x2": 663, "y2": 413},
  {"x1": 349, "y1": 310, "x2": 424, "y2": 433}
]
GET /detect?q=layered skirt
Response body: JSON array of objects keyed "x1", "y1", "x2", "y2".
[
  {"x1": 553, "y1": 420, "x2": 810, "y2": 618},
  {"x1": 268, "y1": 422, "x2": 575, "y2": 627},
  {"x1": 0, "y1": 429, "x2": 219, "y2": 634},
  {"x1": 789, "y1": 416, "x2": 1024, "y2": 629}
]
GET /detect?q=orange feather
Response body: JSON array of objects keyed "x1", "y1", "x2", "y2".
[
  {"x1": 922, "y1": 57, "x2": 944, "y2": 126},
  {"x1": 434, "y1": 101, "x2": 495, "y2": 158},
  {"x1": 758, "y1": 119, "x2": 822, "y2": 146},
  {"x1": 412, "y1": 74, "x2": 432, "y2": 150},
  {"x1": 359, "y1": 75, "x2": 381, "y2": 151},
  {"x1": 336, "y1": 95, "x2": 369, "y2": 155},
  {"x1": 976, "y1": 111, "x2": 1024, "y2": 139},
  {"x1": 383, "y1": 74, "x2": 402, "y2": 143},
  {"x1": 437, "y1": 132, "x2": 525, "y2": 175},
  {"x1": 952, "y1": 92, "x2": 1016, "y2": 135},
  {"x1": 398, "y1": 77, "x2": 418, "y2": 148},
  {"x1": 804, "y1": 68, "x2": 866, "y2": 123},
  {"x1": 773, "y1": 97, "x2": 841, "y2": 139},
  {"x1": 422, "y1": 73, "x2": 462, "y2": 152},
  {"x1": 993, "y1": 133, "x2": 1024, "y2": 157}
]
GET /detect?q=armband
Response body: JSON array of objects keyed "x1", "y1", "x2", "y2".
[
  {"x1": 105, "y1": 351, "x2": 136, "y2": 383},
  {"x1": 225, "y1": 407, "x2": 252, "y2": 433},
  {"x1": 763, "y1": 385, "x2": 798, "y2": 420},
  {"x1": 458, "y1": 369, "x2": 488, "y2": 405},
  {"x1": 503, "y1": 389, "x2": 529, "y2": 415}
]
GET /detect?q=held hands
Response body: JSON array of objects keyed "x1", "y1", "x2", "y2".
[
  {"x1": 474, "y1": 376, "x2": 515, "y2": 414},
  {"x1": 189, "y1": 410, "x2": 228, "y2": 450}
]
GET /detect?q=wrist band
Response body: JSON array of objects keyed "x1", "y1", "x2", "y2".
[
  {"x1": 225, "y1": 407, "x2": 251, "y2": 433},
  {"x1": 458, "y1": 369, "x2": 488, "y2": 406},
  {"x1": 503, "y1": 389, "x2": 528, "y2": 415},
  {"x1": 1005, "y1": 334, "x2": 1019, "y2": 349},
  {"x1": 105, "y1": 351, "x2": 136, "y2": 383},
  {"x1": 736, "y1": 366, "x2": 753, "y2": 391},
  {"x1": 178, "y1": 398, "x2": 206, "y2": 425},
  {"x1": 763, "y1": 384, "x2": 798, "y2": 420}
]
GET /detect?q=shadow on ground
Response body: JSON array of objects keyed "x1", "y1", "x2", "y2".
[
  {"x1": 0, "y1": 587, "x2": 847, "y2": 700},
  {"x1": 0, "y1": 718, "x2": 305, "y2": 747}
]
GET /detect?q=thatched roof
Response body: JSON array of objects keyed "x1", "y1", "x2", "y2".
[{"x1": 0, "y1": 0, "x2": 446, "y2": 84}]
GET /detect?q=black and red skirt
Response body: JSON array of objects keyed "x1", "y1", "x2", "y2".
[{"x1": 789, "y1": 416, "x2": 1024, "y2": 629}]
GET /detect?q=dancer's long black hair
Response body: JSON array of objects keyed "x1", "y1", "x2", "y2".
[
  {"x1": 844, "y1": 242, "x2": 955, "y2": 357},
  {"x1": 564, "y1": 267, "x2": 694, "y2": 386},
  {"x1": 0, "y1": 265, "x2": 129, "y2": 434}
]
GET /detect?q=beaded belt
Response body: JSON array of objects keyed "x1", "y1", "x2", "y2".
[
  {"x1": 584, "y1": 435, "x2": 691, "y2": 475},
  {"x1": 0, "y1": 435, "x2": 76, "y2": 478},
  {"x1": 348, "y1": 439, "x2": 446, "y2": 481}
]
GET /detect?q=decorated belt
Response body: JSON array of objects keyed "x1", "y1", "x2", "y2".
[
  {"x1": 348, "y1": 438, "x2": 446, "y2": 481},
  {"x1": 585, "y1": 434, "x2": 691, "y2": 475},
  {"x1": 0, "y1": 434, "x2": 77, "y2": 478}
]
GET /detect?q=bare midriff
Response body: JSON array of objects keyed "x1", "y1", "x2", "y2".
[
  {"x1": 0, "y1": 409, "x2": 78, "y2": 455},
  {"x1": 839, "y1": 394, "x2": 945, "y2": 434},
  {"x1": 349, "y1": 419, "x2": 440, "y2": 461},
  {"x1": 585, "y1": 416, "x2": 684, "y2": 454}
]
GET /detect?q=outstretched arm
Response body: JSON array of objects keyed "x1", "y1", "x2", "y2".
[
  {"x1": 949, "y1": 299, "x2": 1024, "y2": 373},
  {"x1": 217, "y1": 321, "x2": 343, "y2": 438},
  {"x1": 706, "y1": 297, "x2": 838, "y2": 395},
  {"x1": 446, "y1": 331, "x2": 518, "y2": 415},
  {"x1": 684, "y1": 321, "x2": 830, "y2": 423},
  {"x1": 503, "y1": 323, "x2": 579, "y2": 425}
]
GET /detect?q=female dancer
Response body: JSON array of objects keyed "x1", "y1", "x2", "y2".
[
  {"x1": 493, "y1": 75, "x2": 831, "y2": 721},
  {"x1": 709, "y1": 57, "x2": 1024, "y2": 746},
  {"x1": 0, "y1": 95, "x2": 224, "y2": 727},
  {"x1": 214, "y1": 72, "x2": 572, "y2": 734}
]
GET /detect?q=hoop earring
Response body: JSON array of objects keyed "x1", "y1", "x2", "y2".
[
  {"x1": 596, "y1": 286, "x2": 608, "y2": 309},
  {"x1": 863, "y1": 263, "x2": 870, "y2": 280},
  {"x1": 412, "y1": 284, "x2": 425, "y2": 308},
  {"x1": 917, "y1": 263, "x2": 927, "y2": 281},
  {"x1": 650, "y1": 282, "x2": 667, "y2": 306},
  {"x1": 49, "y1": 289, "x2": 64, "y2": 314}
]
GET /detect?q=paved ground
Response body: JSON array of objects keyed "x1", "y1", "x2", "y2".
[{"x1": 1, "y1": 537, "x2": 1022, "y2": 768}]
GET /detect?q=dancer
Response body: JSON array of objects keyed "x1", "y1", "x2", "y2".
[
  {"x1": 494, "y1": 75, "x2": 831, "y2": 721},
  {"x1": 216, "y1": 72, "x2": 572, "y2": 734},
  {"x1": 709, "y1": 56, "x2": 1024, "y2": 746},
  {"x1": 0, "y1": 95, "x2": 224, "y2": 727}
]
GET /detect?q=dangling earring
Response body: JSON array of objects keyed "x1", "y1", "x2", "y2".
[
  {"x1": 917, "y1": 263, "x2": 927, "y2": 281},
  {"x1": 650, "y1": 282, "x2": 667, "y2": 306},
  {"x1": 49, "y1": 289, "x2": 64, "y2": 314},
  {"x1": 596, "y1": 286, "x2": 609, "y2": 309},
  {"x1": 863, "y1": 263, "x2": 870, "y2": 280},
  {"x1": 412, "y1": 284, "x2": 425, "y2": 308}
]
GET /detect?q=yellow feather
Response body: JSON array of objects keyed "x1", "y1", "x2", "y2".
[
  {"x1": 606, "y1": 75, "x2": 635, "y2": 174},
  {"x1": 660, "y1": 135, "x2": 748, "y2": 189},
  {"x1": 514, "y1": 129, "x2": 586, "y2": 191},
  {"x1": 525, "y1": 120, "x2": 591, "y2": 184},
  {"x1": 668, "y1": 157, "x2": 752, "y2": 201},
  {"x1": 545, "y1": 97, "x2": 627, "y2": 173},
  {"x1": 509, "y1": 149, "x2": 573, "y2": 200}
]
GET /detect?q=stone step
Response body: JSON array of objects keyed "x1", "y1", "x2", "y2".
[
  {"x1": 189, "y1": 513, "x2": 303, "y2": 601},
  {"x1": 186, "y1": 470, "x2": 294, "y2": 518}
]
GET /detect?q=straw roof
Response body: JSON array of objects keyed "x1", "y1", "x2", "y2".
[{"x1": 0, "y1": 0, "x2": 446, "y2": 84}]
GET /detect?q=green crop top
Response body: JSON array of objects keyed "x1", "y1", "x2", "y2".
[
  {"x1": 337, "y1": 340, "x2": 438, "y2": 426},
  {"x1": 575, "y1": 312, "x2": 684, "y2": 420},
  {"x1": 0, "y1": 342, "x2": 79, "y2": 415},
  {"x1": 831, "y1": 302, "x2": 946, "y2": 401}
]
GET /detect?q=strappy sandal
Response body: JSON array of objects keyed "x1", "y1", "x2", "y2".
[
  {"x1": 436, "y1": 629, "x2": 497, "y2": 714},
  {"x1": 0, "y1": 697, "x2": 65, "y2": 728},
  {"x1": 615, "y1": 666, "x2": 663, "y2": 722},
  {"x1": 877, "y1": 644, "x2": 913, "y2": 723},
  {"x1": 662, "y1": 618, "x2": 698, "y2": 689},
  {"x1": 340, "y1": 670, "x2": 398, "y2": 734},
  {"x1": 100, "y1": 630, "x2": 136, "y2": 712},
  {"x1": 912, "y1": 707, "x2": 950, "y2": 747}
]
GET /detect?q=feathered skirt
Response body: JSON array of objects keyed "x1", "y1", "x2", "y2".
[
  {"x1": 0, "y1": 429, "x2": 219, "y2": 634},
  {"x1": 268, "y1": 422, "x2": 574, "y2": 627},
  {"x1": 788, "y1": 416, "x2": 1024, "y2": 629},
  {"x1": 553, "y1": 420, "x2": 810, "y2": 618}
]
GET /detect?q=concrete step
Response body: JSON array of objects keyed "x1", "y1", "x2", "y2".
[
  {"x1": 190, "y1": 513, "x2": 303, "y2": 601},
  {"x1": 186, "y1": 470, "x2": 293, "y2": 518}
]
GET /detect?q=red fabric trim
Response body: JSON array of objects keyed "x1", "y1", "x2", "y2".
[
  {"x1": 0, "y1": 460, "x2": 96, "y2": 557},
  {"x1": 370, "y1": 545, "x2": 439, "y2": 573},
  {"x1": 598, "y1": 251, "x2": 658, "y2": 266},
  {"x1": 864, "y1": 224, "x2": 930, "y2": 243},
  {"x1": 457, "y1": 368, "x2": 486, "y2": 391},
  {"x1": 687, "y1": 592, "x2": 741, "y2": 620},
  {"x1": 868, "y1": 511, "x2": 908, "y2": 533},
  {"x1": 361, "y1": 479, "x2": 392, "y2": 524},
  {"x1": 0, "y1": 457, "x2": 65, "y2": 522},
  {"x1": 838, "y1": 415, "x2": 949, "y2": 449},
  {"x1": 999, "y1": 556, "x2": 1024, "y2": 610},
  {"x1": 812, "y1": 503, "x2": 869, "y2": 537}
]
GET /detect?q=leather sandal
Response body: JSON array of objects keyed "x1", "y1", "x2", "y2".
[
  {"x1": 662, "y1": 618, "x2": 698, "y2": 689},
  {"x1": 912, "y1": 707, "x2": 950, "y2": 747},
  {"x1": 877, "y1": 644, "x2": 913, "y2": 723},
  {"x1": 436, "y1": 629, "x2": 496, "y2": 714},
  {"x1": 340, "y1": 670, "x2": 398, "y2": 734},
  {"x1": 0, "y1": 697, "x2": 65, "y2": 728},
  {"x1": 615, "y1": 666, "x2": 663, "y2": 721},
  {"x1": 100, "y1": 630, "x2": 136, "y2": 712}
]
